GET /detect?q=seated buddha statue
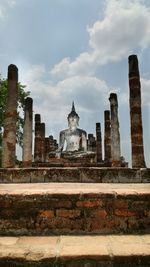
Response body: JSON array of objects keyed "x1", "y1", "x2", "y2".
[{"x1": 56, "y1": 102, "x2": 87, "y2": 158}]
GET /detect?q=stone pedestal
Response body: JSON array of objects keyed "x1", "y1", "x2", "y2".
[
  {"x1": 22, "y1": 97, "x2": 33, "y2": 167},
  {"x1": 129, "y1": 55, "x2": 146, "y2": 168},
  {"x1": 109, "y1": 93, "x2": 121, "y2": 166},
  {"x1": 104, "y1": 110, "x2": 111, "y2": 163},
  {"x1": 2, "y1": 65, "x2": 18, "y2": 168},
  {"x1": 96, "y1": 123, "x2": 102, "y2": 162}
]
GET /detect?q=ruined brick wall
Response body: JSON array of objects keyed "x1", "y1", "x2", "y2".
[
  {"x1": 87, "y1": 134, "x2": 96, "y2": 152},
  {"x1": 0, "y1": 168, "x2": 149, "y2": 183},
  {"x1": 0, "y1": 185, "x2": 149, "y2": 236},
  {"x1": 45, "y1": 135, "x2": 58, "y2": 161}
]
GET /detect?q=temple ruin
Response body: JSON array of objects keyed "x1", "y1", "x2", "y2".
[
  {"x1": 0, "y1": 55, "x2": 150, "y2": 266},
  {"x1": 1, "y1": 55, "x2": 147, "y2": 169}
]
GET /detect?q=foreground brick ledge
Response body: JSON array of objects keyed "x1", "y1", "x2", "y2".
[
  {"x1": 0, "y1": 183, "x2": 149, "y2": 235},
  {"x1": 0, "y1": 235, "x2": 149, "y2": 262}
]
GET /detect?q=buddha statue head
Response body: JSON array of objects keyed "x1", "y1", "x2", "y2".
[{"x1": 67, "y1": 102, "x2": 80, "y2": 131}]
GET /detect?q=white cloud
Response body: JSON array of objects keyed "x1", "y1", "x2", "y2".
[
  {"x1": 20, "y1": 64, "x2": 46, "y2": 84},
  {"x1": 20, "y1": 64, "x2": 112, "y2": 138},
  {"x1": 0, "y1": 0, "x2": 16, "y2": 19},
  {"x1": 141, "y1": 78, "x2": 150, "y2": 106},
  {"x1": 23, "y1": 65, "x2": 110, "y2": 112},
  {"x1": 50, "y1": 0, "x2": 150, "y2": 80},
  {"x1": 7, "y1": 0, "x2": 16, "y2": 7},
  {"x1": 20, "y1": 0, "x2": 150, "y2": 141},
  {"x1": 17, "y1": 0, "x2": 150, "y2": 165},
  {"x1": 117, "y1": 76, "x2": 150, "y2": 107}
]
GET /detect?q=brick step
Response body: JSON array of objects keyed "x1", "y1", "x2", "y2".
[
  {"x1": 0, "y1": 167, "x2": 150, "y2": 183},
  {"x1": 32, "y1": 162, "x2": 110, "y2": 167},
  {"x1": 0, "y1": 235, "x2": 150, "y2": 266},
  {"x1": 0, "y1": 183, "x2": 150, "y2": 235}
]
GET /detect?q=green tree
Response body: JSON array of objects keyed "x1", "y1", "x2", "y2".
[{"x1": 0, "y1": 76, "x2": 30, "y2": 165}]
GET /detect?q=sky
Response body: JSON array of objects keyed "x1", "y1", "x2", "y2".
[{"x1": 0, "y1": 0, "x2": 150, "y2": 166}]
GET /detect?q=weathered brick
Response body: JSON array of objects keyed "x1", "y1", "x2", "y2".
[
  {"x1": 87, "y1": 210, "x2": 108, "y2": 232},
  {"x1": 114, "y1": 210, "x2": 137, "y2": 217},
  {"x1": 88, "y1": 218, "x2": 107, "y2": 231},
  {"x1": 107, "y1": 219, "x2": 121, "y2": 229},
  {"x1": 53, "y1": 217, "x2": 84, "y2": 231},
  {"x1": 39, "y1": 210, "x2": 54, "y2": 219},
  {"x1": 127, "y1": 218, "x2": 139, "y2": 230},
  {"x1": 90, "y1": 210, "x2": 108, "y2": 219},
  {"x1": 114, "y1": 200, "x2": 128, "y2": 209},
  {"x1": 147, "y1": 210, "x2": 150, "y2": 218},
  {"x1": 56, "y1": 209, "x2": 81, "y2": 219},
  {"x1": 50, "y1": 199, "x2": 72, "y2": 209},
  {"x1": 76, "y1": 200, "x2": 103, "y2": 208}
]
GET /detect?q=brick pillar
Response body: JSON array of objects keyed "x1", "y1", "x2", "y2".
[
  {"x1": 109, "y1": 93, "x2": 121, "y2": 166},
  {"x1": 96, "y1": 123, "x2": 102, "y2": 162},
  {"x1": 104, "y1": 110, "x2": 111, "y2": 162},
  {"x1": 34, "y1": 114, "x2": 41, "y2": 162},
  {"x1": 22, "y1": 97, "x2": 33, "y2": 167},
  {"x1": 2, "y1": 64, "x2": 18, "y2": 168},
  {"x1": 45, "y1": 137, "x2": 49, "y2": 162},
  {"x1": 88, "y1": 134, "x2": 96, "y2": 152},
  {"x1": 128, "y1": 55, "x2": 146, "y2": 168},
  {"x1": 41, "y1": 122, "x2": 45, "y2": 162}
]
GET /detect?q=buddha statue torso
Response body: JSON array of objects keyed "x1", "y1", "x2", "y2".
[
  {"x1": 60, "y1": 128, "x2": 87, "y2": 152},
  {"x1": 57, "y1": 102, "x2": 87, "y2": 155}
]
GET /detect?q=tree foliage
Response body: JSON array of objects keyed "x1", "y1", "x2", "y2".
[{"x1": 0, "y1": 77, "x2": 30, "y2": 148}]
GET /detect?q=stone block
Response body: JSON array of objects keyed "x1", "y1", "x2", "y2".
[
  {"x1": 45, "y1": 168, "x2": 81, "y2": 182},
  {"x1": 0, "y1": 235, "x2": 150, "y2": 266},
  {"x1": 101, "y1": 168, "x2": 119, "y2": 182},
  {"x1": 80, "y1": 168, "x2": 102, "y2": 182},
  {"x1": 117, "y1": 168, "x2": 141, "y2": 182},
  {"x1": 56, "y1": 209, "x2": 81, "y2": 219},
  {"x1": 141, "y1": 168, "x2": 150, "y2": 183},
  {"x1": 76, "y1": 200, "x2": 103, "y2": 208}
]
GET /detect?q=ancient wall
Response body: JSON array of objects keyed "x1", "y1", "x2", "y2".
[
  {"x1": 0, "y1": 167, "x2": 149, "y2": 183},
  {"x1": 0, "y1": 183, "x2": 149, "y2": 235}
]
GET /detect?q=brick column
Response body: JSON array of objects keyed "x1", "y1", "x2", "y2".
[
  {"x1": 88, "y1": 134, "x2": 96, "y2": 152},
  {"x1": 22, "y1": 97, "x2": 33, "y2": 167},
  {"x1": 96, "y1": 122, "x2": 102, "y2": 162},
  {"x1": 41, "y1": 122, "x2": 45, "y2": 162},
  {"x1": 128, "y1": 55, "x2": 146, "y2": 168},
  {"x1": 34, "y1": 114, "x2": 41, "y2": 162},
  {"x1": 2, "y1": 65, "x2": 18, "y2": 168},
  {"x1": 45, "y1": 137, "x2": 49, "y2": 162},
  {"x1": 104, "y1": 110, "x2": 111, "y2": 163},
  {"x1": 109, "y1": 93, "x2": 121, "y2": 166}
]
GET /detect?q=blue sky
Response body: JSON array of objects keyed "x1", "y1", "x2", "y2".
[{"x1": 0, "y1": 0, "x2": 150, "y2": 166}]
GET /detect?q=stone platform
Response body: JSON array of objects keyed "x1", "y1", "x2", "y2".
[
  {"x1": 0, "y1": 235, "x2": 150, "y2": 266},
  {"x1": 0, "y1": 167, "x2": 150, "y2": 183},
  {"x1": 0, "y1": 183, "x2": 150, "y2": 235}
]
